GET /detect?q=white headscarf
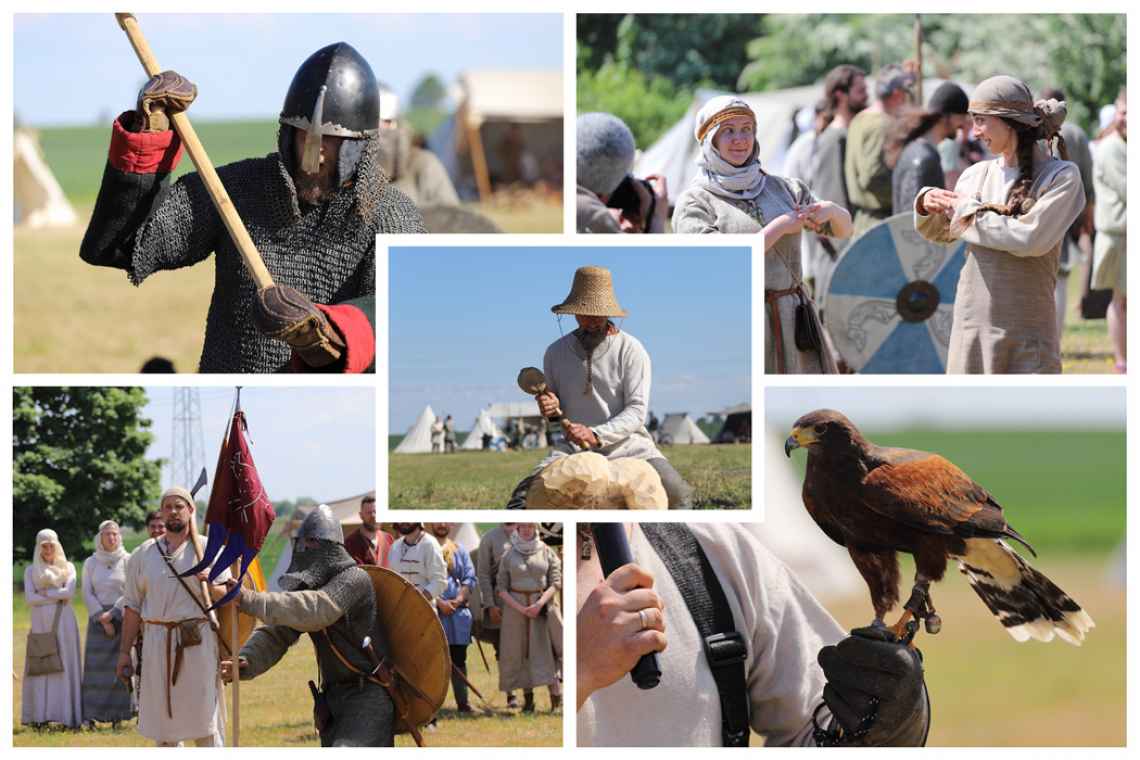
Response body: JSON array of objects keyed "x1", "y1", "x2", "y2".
[
  {"x1": 510, "y1": 524, "x2": 543, "y2": 556},
  {"x1": 693, "y1": 95, "x2": 766, "y2": 201},
  {"x1": 30, "y1": 528, "x2": 74, "y2": 591},
  {"x1": 94, "y1": 520, "x2": 128, "y2": 565}
]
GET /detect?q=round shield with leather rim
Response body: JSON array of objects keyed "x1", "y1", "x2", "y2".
[
  {"x1": 362, "y1": 565, "x2": 449, "y2": 732},
  {"x1": 824, "y1": 213, "x2": 966, "y2": 373}
]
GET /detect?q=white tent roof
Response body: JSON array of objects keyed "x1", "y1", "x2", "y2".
[
  {"x1": 637, "y1": 78, "x2": 964, "y2": 204},
  {"x1": 394, "y1": 405, "x2": 437, "y2": 454},
  {"x1": 14, "y1": 129, "x2": 77, "y2": 228},
  {"x1": 459, "y1": 70, "x2": 564, "y2": 125},
  {"x1": 760, "y1": 426, "x2": 861, "y2": 602},
  {"x1": 461, "y1": 409, "x2": 504, "y2": 449},
  {"x1": 660, "y1": 413, "x2": 710, "y2": 445},
  {"x1": 485, "y1": 401, "x2": 542, "y2": 419}
]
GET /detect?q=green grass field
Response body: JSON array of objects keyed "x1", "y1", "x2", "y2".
[
  {"x1": 12, "y1": 593, "x2": 561, "y2": 747},
  {"x1": 786, "y1": 429, "x2": 1125, "y2": 556},
  {"x1": 15, "y1": 122, "x2": 560, "y2": 373},
  {"x1": 389, "y1": 444, "x2": 751, "y2": 509},
  {"x1": 827, "y1": 558, "x2": 1124, "y2": 746}
]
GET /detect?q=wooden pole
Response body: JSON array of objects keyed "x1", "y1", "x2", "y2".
[
  {"x1": 462, "y1": 103, "x2": 493, "y2": 202},
  {"x1": 230, "y1": 562, "x2": 240, "y2": 747},
  {"x1": 914, "y1": 15, "x2": 924, "y2": 106},
  {"x1": 114, "y1": 13, "x2": 274, "y2": 291}
]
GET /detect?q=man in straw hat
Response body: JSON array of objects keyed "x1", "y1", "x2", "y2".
[
  {"x1": 506, "y1": 266, "x2": 694, "y2": 508},
  {"x1": 220, "y1": 504, "x2": 396, "y2": 746},
  {"x1": 116, "y1": 487, "x2": 230, "y2": 746}
]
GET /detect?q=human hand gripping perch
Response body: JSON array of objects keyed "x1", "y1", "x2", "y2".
[{"x1": 577, "y1": 563, "x2": 667, "y2": 709}]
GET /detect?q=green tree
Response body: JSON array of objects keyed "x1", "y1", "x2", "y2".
[
  {"x1": 13, "y1": 387, "x2": 162, "y2": 563},
  {"x1": 409, "y1": 74, "x2": 447, "y2": 110}
]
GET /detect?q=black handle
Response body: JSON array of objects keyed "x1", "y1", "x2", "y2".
[{"x1": 590, "y1": 523, "x2": 661, "y2": 690}]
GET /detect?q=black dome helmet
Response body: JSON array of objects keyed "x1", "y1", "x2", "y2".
[{"x1": 279, "y1": 42, "x2": 379, "y2": 182}]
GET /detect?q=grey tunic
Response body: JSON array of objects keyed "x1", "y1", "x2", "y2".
[
  {"x1": 577, "y1": 185, "x2": 621, "y2": 233},
  {"x1": 915, "y1": 148, "x2": 1085, "y2": 373},
  {"x1": 476, "y1": 526, "x2": 513, "y2": 635},
  {"x1": 672, "y1": 177, "x2": 838, "y2": 374},
  {"x1": 496, "y1": 544, "x2": 562, "y2": 691},
  {"x1": 892, "y1": 138, "x2": 944, "y2": 216}
]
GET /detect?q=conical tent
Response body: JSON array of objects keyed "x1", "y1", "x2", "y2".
[
  {"x1": 659, "y1": 413, "x2": 710, "y2": 444},
  {"x1": 394, "y1": 405, "x2": 437, "y2": 454},
  {"x1": 14, "y1": 129, "x2": 77, "y2": 228},
  {"x1": 461, "y1": 409, "x2": 504, "y2": 450}
]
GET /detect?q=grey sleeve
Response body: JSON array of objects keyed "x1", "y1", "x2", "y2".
[
  {"x1": 239, "y1": 588, "x2": 345, "y2": 632},
  {"x1": 239, "y1": 623, "x2": 302, "y2": 680}
]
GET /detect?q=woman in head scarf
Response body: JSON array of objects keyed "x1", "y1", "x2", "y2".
[
  {"x1": 672, "y1": 96, "x2": 852, "y2": 373},
  {"x1": 915, "y1": 75, "x2": 1086, "y2": 373},
  {"x1": 81, "y1": 520, "x2": 134, "y2": 726},
  {"x1": 22, "y1": 529, "x2": 83, "y2": 729},
  {"x1": 496, "y1": 523, "x2": 562, "y2": 713}
]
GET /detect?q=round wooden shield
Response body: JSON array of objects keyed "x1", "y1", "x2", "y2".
[
  {"x1": 362, "y1": 565, "x2": 449, "y2": 732},
  {"x1": 824, "y1": 213, "x2": 967, "y2": 373},
  {"x1": 212, "y1": 572, "x2": 259, "y2": 662}
]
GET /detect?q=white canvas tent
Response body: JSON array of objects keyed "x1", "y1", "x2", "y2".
[
  {"x1": 461, "y1": 408, "x2": 505, "y2": 450},
  {"x1": 394, "y1": 405, "x2": 437, "y2": 454},
  {"x1": 637, "y1": 78, "x2": 967, "y2": 205},
  {"x1": 760, "y1": 426, "x2": 861, "y2": 602},
  {"x1": 268, "y1": 491, "x2": 374, "y2": 590},
  {"x1": 14, "y1": 129, "x2": 77, "y2": 228},
  {"x1": 659, "y1": 413, "x2": 710, "y2": 445},
  {"x1": 428, "y1": 70, "x2": 563, "y2": 201}
]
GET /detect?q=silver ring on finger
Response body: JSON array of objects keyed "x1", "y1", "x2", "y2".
[{"x1": 638, "y1": 608, "x2": 650, "y2": 630}]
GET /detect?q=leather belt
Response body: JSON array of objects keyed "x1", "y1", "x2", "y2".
[
  {"x1": 144, "y1": 617, "x2": 207, "y2": 719},
  {"x1": 765, "y1": 284, "x2": 802, "y2": 374}
]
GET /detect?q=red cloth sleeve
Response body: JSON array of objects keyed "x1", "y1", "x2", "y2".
[
  {"x1": 288, "y1": 304, "x2": 375, "y2": 374},
  {"x1": 108, "y1": 111, "x2": 185, "y2": 174}
]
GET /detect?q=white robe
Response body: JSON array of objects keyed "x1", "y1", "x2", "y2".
[
  {"x1": 578, "y1": 524, "x2": 845, "y2": 747},
  {"x1": 123, "y1": 537, "x2": 230, "y2": 743},
  {"x1": 22, "y1": 565, "x2": 83, "y2": 727},
  {"x1": 389, "y1": 534, "x2": 447, "y2": 599}
]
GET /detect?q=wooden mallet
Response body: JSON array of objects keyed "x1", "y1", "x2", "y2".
[{"x1": 517, "y1": 366, "x2": 591, "y2": 449}]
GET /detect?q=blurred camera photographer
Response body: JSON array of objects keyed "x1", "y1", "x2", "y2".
[{"x1": 577, "y1": 113, "x2": 669, "y2": 233}]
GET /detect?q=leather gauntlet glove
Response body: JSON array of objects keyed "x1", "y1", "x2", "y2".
[
  {"x1": 136, "y1": 70, "x2": 197, "y2": 132},
  {"x1": 816, "y1": 625, "x2": 930, "y2": 746},
  {"x1": 254, "y1": 285, "x2": 346, "y2": 368}
]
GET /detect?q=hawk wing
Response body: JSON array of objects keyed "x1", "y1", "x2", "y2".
[{"x1": 858, "y1": 449, "x2": 1011, "y2": 540}]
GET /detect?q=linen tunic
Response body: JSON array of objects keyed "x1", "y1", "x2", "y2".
[
  {"x1": 390, "y1": 534, "x2": 447, "y2": 599},
  {"x1": 496, "y1": 544, "x2": 562, "y2": 691},
  {"x1": 845, "y1": 110, "x2": 893, "y2": 235},
  {"x1": 440, "y1": 544, "x2": 477, "y2": 645},
  {"x1": 22, "y1": 565, "x2": 83, "y2": 727},
  {"x1": 122, "y1": 537, "x2": 230, "y2": 743},
  {"x1": 535, "y1": 330, "x2": 663, "y2": 472},
  {"x1": 1092, "y1": 132, "x2": 1126, "y2": 293},
  {"x1": 578, "y1": 524, "x2": 845, "y2": 747},
  {"x1": 673, "y1": 176, "x2": 838, "y2": 374},
  {"x1": 915, "y1": 148, "x2": 1085, "y2": 373},
  {"x1": 476, "y1": 526, "x2": 514, "y2": 633},
  {"x1": 81, "y1": 552, "x2": 132, "y2": 722}
]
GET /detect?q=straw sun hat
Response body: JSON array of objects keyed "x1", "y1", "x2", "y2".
[{"x1": 551, "y1": 266, "x2": 628, "y2": 318}]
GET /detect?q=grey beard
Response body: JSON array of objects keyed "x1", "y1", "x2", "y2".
[{"x1": 575, "y1": 327, "x2": 608, "y2": 353}]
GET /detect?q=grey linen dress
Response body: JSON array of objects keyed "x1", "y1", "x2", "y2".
[
  {"x1": 496, "y1": 544, "x2": 562, "y2": 691},
  {"x1": 673, "y1": 177, "x2": 838, "y2": 374},
  {"x1": 915, "y1": 147, "x2": 1085, "y2": 373}
]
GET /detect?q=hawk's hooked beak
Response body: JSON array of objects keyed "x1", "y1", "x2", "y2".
[{"x1": 784, "y1": 426, "x2": 817, "y2": 457}]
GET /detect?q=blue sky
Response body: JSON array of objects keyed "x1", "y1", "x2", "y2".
[
  {"x1": 143, "y1": 386, "x2": 375, "y2": 502},
  {"x1": 767, "y1": 387, "x2": 1126, "y2": 432},
  {"x1": 15, "y1": 13, "x2": 562, "y2": 126},
  {"x1": 389, "y1": 246, "x2": 752, "y2": 433}
]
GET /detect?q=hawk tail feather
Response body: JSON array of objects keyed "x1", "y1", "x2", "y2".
[{"x1": 957, "y1": 539, "x2": 1094, "y2": 646}]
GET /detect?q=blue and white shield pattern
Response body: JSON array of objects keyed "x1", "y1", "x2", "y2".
[{"x1": 824, "y1": 213, "x2": 966, "y2": 373}]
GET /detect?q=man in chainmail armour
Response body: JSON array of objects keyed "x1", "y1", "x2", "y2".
[
  {"x1": 81, "y1": 43, "x2": 425, "y2": 373},
  {"x1": 221, "y1": 505, "x2": 395, "y2": 746}
]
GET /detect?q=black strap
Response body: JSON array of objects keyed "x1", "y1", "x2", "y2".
[{"x1": 641, "y1": 524, "x2": 750, "y2": 747}]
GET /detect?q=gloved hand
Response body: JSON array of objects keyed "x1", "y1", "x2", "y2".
[
  {"x1": 135, "y1": 70, "x2": 197, "y2": 132},
  {"x1": 816, "y1": 625, "x2": 930, "y2": 746},
  {"x1": 253, "y1": 285, "x2": 346, "y2": 368}
]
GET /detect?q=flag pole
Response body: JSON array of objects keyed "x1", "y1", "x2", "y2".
[{"x1": 231, "y1": 385, "x2": 242, "y2": 747}]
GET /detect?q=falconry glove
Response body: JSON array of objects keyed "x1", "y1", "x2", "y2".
[
  {"x1": 135, "y1": 70, "x2": 197, "y2": 133},
  {"x1": 254, "y1": 285, "x2": 346, "y2": 368},
  {"x1": 816, "y1": 625, "x2": 930, "y2": 746}
]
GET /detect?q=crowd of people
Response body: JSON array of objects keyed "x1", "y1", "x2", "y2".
[
  {"x1": 576, "y1": 66, "x2": 1127, "y2": 375},
  {"x1": 20, "y1": 500, "x2": 562, "y2": 742}
]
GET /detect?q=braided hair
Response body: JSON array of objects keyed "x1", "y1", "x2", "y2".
[{"x1": 981, "y1": 117, "x2": 1070, "y2": 218}]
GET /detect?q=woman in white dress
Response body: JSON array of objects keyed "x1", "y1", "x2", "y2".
[
  {"x1": 22, "y1": 529, "x2": 83, "y2": 729},
  {"x1": 81, "y1": 520, "x2": 134, "y2": 726},
  {"x1": 915, "y1": 75, "x2": 1085, "y2": 373},
  {"x1": 672, "y1": 96, "x2": 852, "y2": 373}
]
